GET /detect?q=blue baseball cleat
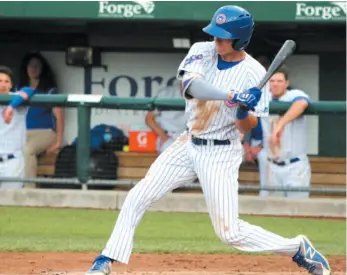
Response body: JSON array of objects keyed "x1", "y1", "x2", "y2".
[
  {"x1": 85, "y1": 255, "x2": 112, "y2": 275},
  {"x1": 293, "y1": 235, "x2": 331, "y2": 275}
]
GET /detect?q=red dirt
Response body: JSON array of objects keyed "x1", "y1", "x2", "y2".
[{"x1": 0, "y1": 252, "x2": 345, "y2": 275}]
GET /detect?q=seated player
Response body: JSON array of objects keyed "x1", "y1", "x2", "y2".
[{"x1": 145, "y1": 80, "x2": 186, "y2": 153}]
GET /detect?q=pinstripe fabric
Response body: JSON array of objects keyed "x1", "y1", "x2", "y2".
[
  {"x1": 191, "y1": 140, "x2": 300, "y2": 254},
  {"x1": 177, "y1": 41, "x2": 271, "y2": 141},
  {"x1": 102, "y1": 137, "x2": 197, "y2": 263},
  {"x1": 101, "y1": 42, "x2": 300, "y2": 265},
  {"x1": 102, "y1": 136, "x2": 300, "y2": 264}
]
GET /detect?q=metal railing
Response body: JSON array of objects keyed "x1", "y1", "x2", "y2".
[{"x1": 0, "y1": 94, "x2": 346, "y2": 194}]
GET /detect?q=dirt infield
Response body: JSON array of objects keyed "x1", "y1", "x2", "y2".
[{"x1": 0, "y1": 252, "x2": 345, "y2": 275}]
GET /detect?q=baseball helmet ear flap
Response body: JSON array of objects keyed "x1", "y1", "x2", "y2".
[{"x1": 232, "y1": 30, "x2": 254, "y2": 51}]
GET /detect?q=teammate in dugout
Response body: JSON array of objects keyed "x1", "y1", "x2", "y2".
[
  {"x1": 261, "y1": 67, "x2": 311, "y2": 198},
  {"x1": 145, "y1": 79, "x2": 186, "y2": 153},
  {"x1": 86, "y1": 6, "x2": 330, "y2": 275},
  {"x1": 0, "y1": 66, "x2": 34, "y2": 188}
]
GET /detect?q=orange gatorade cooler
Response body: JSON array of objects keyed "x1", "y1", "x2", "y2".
[{"x1": 128, "y1": 124, "x2": 157, "y2": 153}]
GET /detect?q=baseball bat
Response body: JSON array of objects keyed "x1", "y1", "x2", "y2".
[
  {"x1": 257, "y1": 40, "x2": 296, "y2": 90},
  {"x1": 238, "y1": 40, "x2": 296, "y2": 109}
]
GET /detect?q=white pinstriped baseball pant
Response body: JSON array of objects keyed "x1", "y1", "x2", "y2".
[{"x1": 102, "y1": 137, "x2": 301, "y2": 264}]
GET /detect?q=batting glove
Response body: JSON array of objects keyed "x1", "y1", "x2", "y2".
[{"x1": 232, "y1": 87, "x2": 262, "y2": 111}]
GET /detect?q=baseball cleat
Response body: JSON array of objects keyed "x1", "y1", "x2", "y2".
[
  {"x1": 85, "y1": 255, "x2": 112, "y2": 275},
  {"x1": 292, "y1": 235, "x2": 331, "y2": 275}
]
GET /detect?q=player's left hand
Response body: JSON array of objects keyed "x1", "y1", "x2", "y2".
[
  {"x1": 3, "y1": 106, "x2": 14, "y2": 124},
  {"x1": 232, "y1": 87, "x2": 262, "y2": 111}
]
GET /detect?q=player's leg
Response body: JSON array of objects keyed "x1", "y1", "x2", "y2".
[
  {"x1": 86, "y1": 137, "x2": 197, "y2": 274},
  {"x1": 156, "y1": 136, "x2": 174, "y2": 153},
  {"x1": 268, "y1": 162, "x2": 286, "y2": 197},
  {"x1": 194, "y1": 141, "x2": 330, "y2": 275},
  {"x1": 257, "y1": 148, "x2": 269, "y2": 197},
  {"x1": 194, "y1": 141, "x2": 300, "y2": 254},
  {"x1": 283, "y1": 156, "x2": 311, "y2": 198},
  {"x1": 24, "y1": 129, "x2": 56, "y2": 178},
  {"x1": 0, "y1": 161, "x2": 4, "y2": 188},
  {"x1": 0, "y1": 156, "x2": 25, "y2": 189}
]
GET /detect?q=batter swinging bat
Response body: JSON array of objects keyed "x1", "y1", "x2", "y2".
[{"x1": 257, "y1": 40, "x2": 296, "y2": 90}]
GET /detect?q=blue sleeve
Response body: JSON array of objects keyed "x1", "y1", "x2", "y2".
[
  {"x1": 251, "y1": 117, "x2": 263, "y2": 141},
  {"x1": 9, "y1": 86, "x2": 36, "y2": 108},
  {"x1": 20, "y1": 86, "x2": 35, "y2": 98}
]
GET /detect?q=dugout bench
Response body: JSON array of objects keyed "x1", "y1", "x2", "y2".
[{"x1": 37, "y1": 152, "x2": 346, "y2": 198}]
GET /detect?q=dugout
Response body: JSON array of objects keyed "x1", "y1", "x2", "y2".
[{"x1": 0, "y1": 1, "x2": 345, "y2": 157}]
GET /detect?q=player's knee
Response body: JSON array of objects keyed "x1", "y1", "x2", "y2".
[
  {"x1": 24, "y1": 144, "x2": 36, "y2": 156},
  {"x1": 214, "y1": 221, "x2": 242, "y2": 246}
]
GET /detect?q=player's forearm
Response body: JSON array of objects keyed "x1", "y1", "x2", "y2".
[
  {"x1": 145, "y1": 112, "x2": 167, "y2": 138},
  {"x1": 8, "y1": 87, "x2": 34, "y2": 109},
  {"x1": 236, "y1": 117, "x2": 257, "y2": 133},
  {"x1": 236, "y1": 110, "x2": 258, "y2": 134},
  {"x1": 53, "y1": 108, "x2": 64, "y2": 144},
  {"x1": 278, "y1": 99, "x2": 308, "y2": 127}
]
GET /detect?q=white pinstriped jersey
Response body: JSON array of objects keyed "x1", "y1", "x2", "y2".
[
  {"x1": 261, "y1": 89, "x2": 309, "y2": 160},
  {"x1": 177, "y1": 41, "x2": 270, "y2": 140},
  {"x1": 0, "y1": 92, "x2": 27, "y2": 154}
]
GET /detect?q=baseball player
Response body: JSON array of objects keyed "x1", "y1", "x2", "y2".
[
  {"x1": 241, "y1": 118, "x2": 269, "y2": 197},
  {"x1": 86, "y1": 6, "x2": 330, "y2": 275},
  {"x1": 261, "y1": 66, "x2": 311, "y2": 198},
  {"x1": 242, "y1": 55, "x2": 269, "y2": 197},
  {"x1": 0, "y1": 66, "x2": 34, "y2": 188},
  {"x1": 145, "y1": 79, "x2": 186, "y2": 153}
]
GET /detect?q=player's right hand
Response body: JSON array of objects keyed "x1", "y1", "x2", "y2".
[
  {"x1": 3, "y1": 106, "x2": 14, "y2": 124},
  {"x1": 232, "y1": 87, "x2": 262, "y2": 111}
]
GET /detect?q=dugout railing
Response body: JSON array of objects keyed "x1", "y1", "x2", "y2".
[{"x1": 0, "y1": 94, "x2": 345, "y2": 195}]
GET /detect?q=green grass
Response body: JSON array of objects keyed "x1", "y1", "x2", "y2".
[{"x1": 0, "y1": 206, "x2": 345, "y2": 256}]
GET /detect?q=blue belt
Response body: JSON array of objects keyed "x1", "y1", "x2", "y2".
[
  {"x1": 191, "y1": 136, "x2": 231, "y2": 146},
  {"x1": 0, "y1": 154, "x2": 15, "y2": 162},
  {"x1": 268, "y1": 157, "x2": 300, "y2": 166}
]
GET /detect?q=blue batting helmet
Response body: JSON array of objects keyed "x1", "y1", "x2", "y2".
[{"x1": 203, "y1": 5, "x2": 254, "y2": 51}]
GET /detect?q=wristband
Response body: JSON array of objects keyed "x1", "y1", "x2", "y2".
[
  {"x1": 236, "y1": 108, "x2": 249, "y2": 120},
  {"x1": 9, "y1": 94, "x2": 25, "y2": 108}
]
